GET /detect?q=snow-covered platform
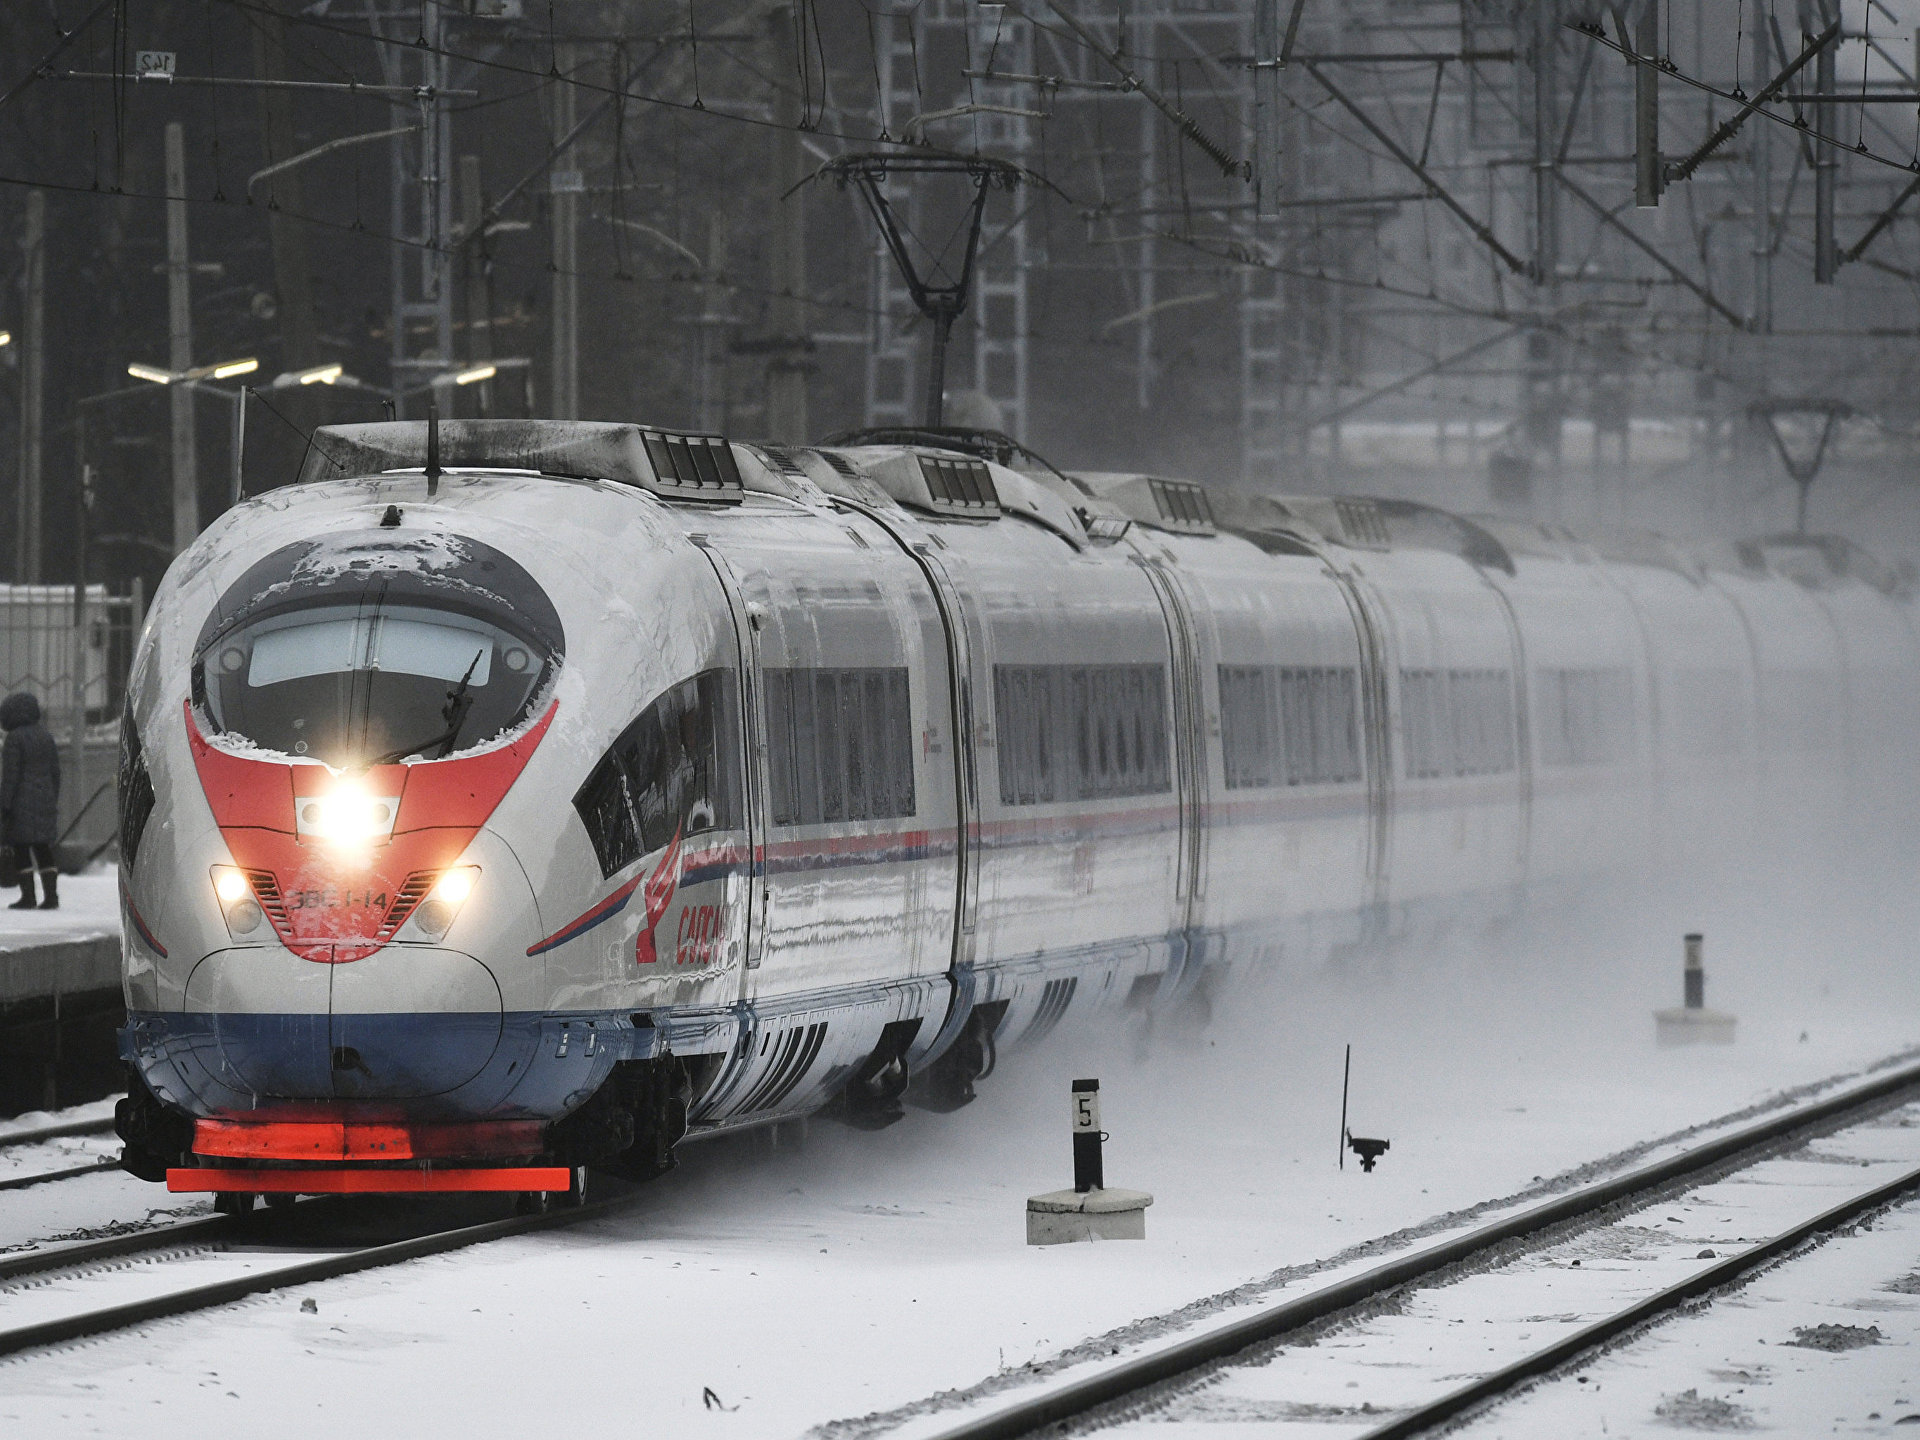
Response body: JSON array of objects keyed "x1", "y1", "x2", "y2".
[{"x1": 0, "y1": 867, "x2": 120, "y2": 987}]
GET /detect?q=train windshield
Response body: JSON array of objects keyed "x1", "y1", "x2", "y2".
[{"x1": 199, "y1": 598, "x2": 553, "y2": 767}]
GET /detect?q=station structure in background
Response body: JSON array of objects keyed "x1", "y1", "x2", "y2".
[{"x1": 4, "y1": 0, "x2": 1920, "y2": 829}]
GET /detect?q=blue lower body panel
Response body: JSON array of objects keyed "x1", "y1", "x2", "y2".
[{"x1": 122, "y1": 1010, "x2": 657, "y2": 1123}]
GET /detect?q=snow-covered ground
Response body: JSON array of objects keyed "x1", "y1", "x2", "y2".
[
  {"x1": 1454, "y1": 1178, "x2": 1920, "y2": 1436},
  {"x1": 1083, "y1": 1097, "x2": 1920, "y2": 1438},
  {"x1": 0, "y1": 867, "x2": 1915, "y2": 1438},
  {"x1": 0, "y1": 867, "x2": 118, "y2": 953}
]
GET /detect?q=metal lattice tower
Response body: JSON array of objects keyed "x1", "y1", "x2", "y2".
[
  {"x1": 864, "y1": 2, "x2": 1033, "y2": 438},
  {"x1": 965, "y1": 5, "x2": 1032, "y2": 441},
  {"x1": 372, "y1": 2, "x2": 453, "y2": 413},
  {"x1": 866, "y1": 14, "x2": 924, "y2": 429}
]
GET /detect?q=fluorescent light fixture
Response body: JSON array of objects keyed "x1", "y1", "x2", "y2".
[
  {"x1": 297, "y1": 363, "x2": 343, "y2": 385},
  {"x1": 453, "y1": 364, "x2": 497, "y2": 386},
  {"x1": 210, "y1": 358, "x2": 259, "y2": 380},
  {"x1": 128, "y1": 362, "x2": 175, "y2": 384}
]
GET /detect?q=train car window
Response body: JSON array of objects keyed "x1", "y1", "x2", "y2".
[
  {"x1": 1536, "y1": 667, "x2": 1635, "y2": 767},
  {"x1": 764, "y1": 667, "x2": 915, "y2": 826},
  {"x1": 1219, "y1": 666, "x2": 1362, "y2": 788},
  {"x1": 1400, "y1": 670, "x2": 1449, "y2": 779},
  {"x1": 1449, "y1": 669, "x2": 1517, "y2": 776},
  {"x1": 994, "y1": 664, "x2": 1172, "y2": 805},
  {"x1": 572, "y1": 670, "x2": 742, "y2": 879},
  {"x1": 117, "y1": 707, "x2": 157, "y2": 868},
  {"x1": 1400, "y1": 669, "x2": 1516, "y2": 779}
]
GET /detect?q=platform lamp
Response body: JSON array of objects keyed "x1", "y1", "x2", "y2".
[{"x1": 128, "y1": 357, "x2": 260, "y2": 509}]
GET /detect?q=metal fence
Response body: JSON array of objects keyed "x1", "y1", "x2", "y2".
[{"x1": 1, "y1": 583, "x2": 143, "y2": 861}]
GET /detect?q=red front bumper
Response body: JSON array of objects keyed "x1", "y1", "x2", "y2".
[
  {"x1": 170, "y1": 1116, "x2": 567, "y2": 1193},
  {"x1": 168, "y1": 1167, "x2": 572, "y2": 1194}
]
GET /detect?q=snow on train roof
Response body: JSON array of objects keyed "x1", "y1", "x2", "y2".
[
  {"x1": 299, "y1": 419, "x2": 756, "y2": 505},
  {"x1": 292, "y1": 421, "x2": 1906, "y2": 596}
]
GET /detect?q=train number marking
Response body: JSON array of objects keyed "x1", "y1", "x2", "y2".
[{"x1": 285, "y1": 888, "x2": 389, "y2": 913}]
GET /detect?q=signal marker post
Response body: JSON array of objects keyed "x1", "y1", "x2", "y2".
[
  {"x1": 1655, "y1": 932, "x2": 1736, "y2": 1046},
  {"x1": 1027, "y1": 1078, "x2": 1153, "y2": 1245}
]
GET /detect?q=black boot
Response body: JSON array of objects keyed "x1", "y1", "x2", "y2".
[
  {"x1": 36, "y1": 869, "x2": 57, "y2": 910},
  {"x1": 7, "y1": 872, "x2": 35, "y2": 910}
]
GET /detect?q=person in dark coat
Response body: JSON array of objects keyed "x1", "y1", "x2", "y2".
[{"x1": 1, "y1": 692, "x2": 60, "y2": 910}]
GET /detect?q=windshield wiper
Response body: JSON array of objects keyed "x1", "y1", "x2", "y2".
[{"x1": 367, "y1": 650, "x2": 484, "y2": 765}]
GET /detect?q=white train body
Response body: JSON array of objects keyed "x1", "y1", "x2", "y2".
[{"x1": 111, "y1": 421, "x2": 1920, "y2": 1191}]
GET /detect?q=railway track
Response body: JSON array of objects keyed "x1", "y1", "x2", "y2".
[
  {"x1": 3, "y1": 1060, "x2": 1917, "y2": 1395},
  {"x1": 0, "y1": 1181, "x2": 641, "y2": 1361},
  {"x1": 0, "y1": 1113, "x2": 118, "y2": 1150},
  {"x1": 0, "y1": 1107, "x2": 123, "y2": 1192},
  {"x1": 865, "y1": 1055, "x2": 1920, "y2": 1440}
]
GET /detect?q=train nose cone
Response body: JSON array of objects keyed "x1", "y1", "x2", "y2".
[
  {"x1": 185, "y1": 950, "x2": 334, "y2": 1098},
  {"x1": 328, "y1": 947, "x2": 503, "y2": 1098}
]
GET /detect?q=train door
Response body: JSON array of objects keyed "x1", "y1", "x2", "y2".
[
  {"x1": 691, "y1": 506, "x2": 959, "y2": 1122},
  {"x1": 1131, "y1": 552, "x2": 1209, "y2": 929},
  {"x1": 823, "y1": 511, "x2": 987, "y2": 1074},
  {"x1": 1318, "y1": 556, "x2": 1396, "y2": 914}
]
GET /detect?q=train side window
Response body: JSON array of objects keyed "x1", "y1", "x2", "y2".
[
  {"x1": 1219, "y1": 665, "x2": 1362, "y2": 789},
  {"x1": 117, "y1": 707, "x2": 157, "y2": 868},
  {"x1": 1400, "y1": 669, "x2": 1447, "y2": 779},
  {"x1": 1219, "y1": 667, "x2": 1273, "y2": 788},
  {"x1": 1449, "y1": 669, "x2": 1516, "y2": 776},
  {"x1": 994, "y1": 663, "x2": 1172, "y2": 805},
  {"x1": 1536, "y1": 667, "x2": 1634, "y2": 766},
  {"x1": 1401, "y1": 668, "x2": 1516, "y2": 779},
  {"x1": 572, "y1": 669, "x2": 742, "y2": 879},
  {"x1": 765, "y1": 667, "x2": 916, "y2": 825}
]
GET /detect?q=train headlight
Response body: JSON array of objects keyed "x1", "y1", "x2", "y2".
[
  {"x1": 210, "y1": 865, "x2": 265, "y2": 938},
  {"x1": 412, "y1": 867, "x2": 479, "y2": 939},
  {"x1": 295, "y1": 781, "x2": 400, "y2": 848}
]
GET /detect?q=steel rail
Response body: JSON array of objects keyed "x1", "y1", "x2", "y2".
[
  {"x1": 0, "y1": 1189, "x2": 637, "y2": 1360},
  {"x1": 0, "y1": 1159, "x2": 121, "y2": 1193},
  {"x1": 911, "y1": 1056, "x2": 1920, "y2": 1440},
  {"x1": 0, "y1": 1114, "x2": 117, "y2": 1151},
  {"x1": 1356, "y1": 1160, "x2": 1920, "y2": 1439},
  {"x1": 0, "y1": 1213, "x2": 236, "y2": 1285}
]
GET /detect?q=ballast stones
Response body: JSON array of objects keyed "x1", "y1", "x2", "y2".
[{"x1": 1026, "y1": 1187, "x2": 1153, "y2": 1245}]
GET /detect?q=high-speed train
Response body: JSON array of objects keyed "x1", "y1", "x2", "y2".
[{"x1": 113, "y1": 418, "x2": 1920, "y2": 1204}]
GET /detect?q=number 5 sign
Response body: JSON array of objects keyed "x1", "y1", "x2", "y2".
[
  {"x1": 1069, "y1": 1078, "x2": 1103, "y2": 1192},
  {"x1": 1070, "y1": 1080, "x2": 1101, "y2": 1132}
]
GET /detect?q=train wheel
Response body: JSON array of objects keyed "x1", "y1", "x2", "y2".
[
  {"x1": 213, "y1": 1192, "x2": 256, "y2": 1216},
  {"x1": 514, "y1": 1190, "x2": 550, "y2": 1216}
]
